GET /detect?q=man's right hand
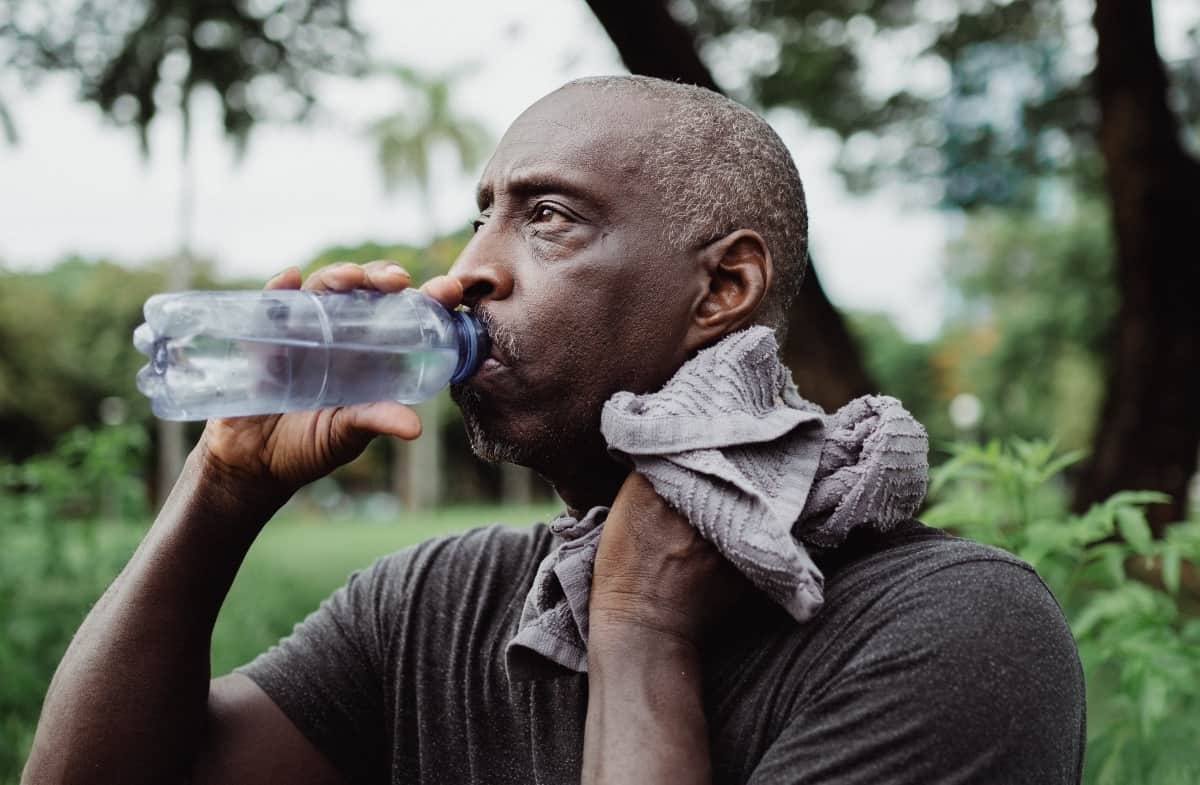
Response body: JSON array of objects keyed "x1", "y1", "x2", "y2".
[
  {"x1": 196, "y1": 261, "x2": 465, "y2": 500},
  {"x1": 21, "y1": 261, "x2": 468, "y2": 785}
]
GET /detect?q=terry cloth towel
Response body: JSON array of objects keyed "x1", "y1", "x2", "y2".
[{"x1": 505, "y1": 326, "x2": 929, "y2": 680}]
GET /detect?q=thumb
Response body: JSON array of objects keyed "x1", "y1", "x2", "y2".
[{"x1": 335, "y1": 401, "x2": 423, "y2": 441}]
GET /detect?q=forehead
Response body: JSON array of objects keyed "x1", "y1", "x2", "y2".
[{"x1": 476, "y1": 86, "x2": 667, "y2": 209}]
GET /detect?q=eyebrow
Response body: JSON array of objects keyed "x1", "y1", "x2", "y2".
[{"x1": 475, "y1": 170, "x2": 607, "y2": 214}]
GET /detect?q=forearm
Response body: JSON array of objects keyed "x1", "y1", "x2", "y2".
[
  {"x1": 23, "y1": 447, "x2": 289, "y2": 785},
  {"x1": 582, "y1": 625, "x2": 712, "y2": 785}
]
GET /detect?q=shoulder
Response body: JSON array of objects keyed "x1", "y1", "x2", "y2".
[
  {"x1": 742, "y1": 524, "x2": 1086, "y2": 784},
  {"x1": 815, "y1": 520, "x2": 1075, "y2": 657},
  {"x1": 369, "y1": 521, "x2": 557, "y2": 580},
  {"x1": 824, "y1": 523, "x2": 1084, "y2": 753},
  {"x1": 361, "y1": 521, "x2": 558, "y2": 613},
  {"x1": 810, "y1": 520, "x2": 1060, "y2": 632}
]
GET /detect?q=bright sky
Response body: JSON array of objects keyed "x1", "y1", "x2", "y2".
[{"x1": 0, "y1": 1, "x2": 1192, "y2": 339}]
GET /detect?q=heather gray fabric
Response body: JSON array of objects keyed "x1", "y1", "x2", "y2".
[
  {"x1": 507, "y1": 327, "x2": 929, "y2": 678},
  {"x1": 237, "y1": 520, "x2": 1087, "y2": 785}
]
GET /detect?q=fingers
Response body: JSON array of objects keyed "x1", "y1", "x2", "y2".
[
  {"x1": 265, "y1": 267, "x2": 302, "y2": 290},
  {"x1": 302, "y1": 260, "x2": 412, "y2": 292},
  {"x1": 336, "y1": 401, "x2": 423, "y2": 441},
  {"x1": 360, "y1": 260, "x2": 412, "y2": 292},
  {"x1": 419, "y1": 275, "x2": 465, "y2": 309},
  {"x1": 275, "y1": 263, "x2": 462, "y2": 308}
]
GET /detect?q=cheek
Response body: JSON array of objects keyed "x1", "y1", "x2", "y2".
[
  {"x1": 527, "y1": 231, "x2": 583, "y2": 264},
  {"x1": 509, "y1": 237, "x2": 697, "y2": 391},
  {"x1": 555, "y1": 280, "x2": 692, "y2": 391}
]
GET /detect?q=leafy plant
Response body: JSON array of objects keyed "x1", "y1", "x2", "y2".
[
  {"x1": 924, "y1": 439, "x2": 1200, "y2": 785},
  {"x1": 0, "y1": 423, "x2": 149, "y2": 780}
]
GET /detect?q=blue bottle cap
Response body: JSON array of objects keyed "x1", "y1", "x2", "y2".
[{"x1": 450, "y1": 310, "x2": 490, "y2": 384}]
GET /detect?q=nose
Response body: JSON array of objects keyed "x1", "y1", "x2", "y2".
[{"x1": 448, "y1": 230, "x2": 515, "y2": 310}]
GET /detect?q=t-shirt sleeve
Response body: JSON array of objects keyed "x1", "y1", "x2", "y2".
[
  {"x1": 235, "y1": 545, "x2": 414, "y2": 785},
  {"x1": 746, "y1": 559, "x2": 1086, "y2": 785}
]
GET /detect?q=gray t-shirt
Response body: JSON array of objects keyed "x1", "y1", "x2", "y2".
[{"x1": 239, "y1": 519, "x2": 1085, "y2": 785}]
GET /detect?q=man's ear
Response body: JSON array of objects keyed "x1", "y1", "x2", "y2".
[{"x1": 685, "y1": 229, "x2": 773, "y2": 352}]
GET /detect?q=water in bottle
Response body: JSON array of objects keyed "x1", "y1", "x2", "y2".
[{"x1": 133, "y1": 288, "x2": 489, "y2": 421}]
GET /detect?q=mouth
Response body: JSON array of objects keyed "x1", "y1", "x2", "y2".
[
  {"x1": 472, "y1": 308, "x2": 516, "y2": 373},
  {"x1": 468, "y1": 344, "x2": 509, "y2": 380}
]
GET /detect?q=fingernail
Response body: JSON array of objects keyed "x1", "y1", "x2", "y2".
[{"x1": 387, "y1": 264, "x2": 408, "y2": 276}]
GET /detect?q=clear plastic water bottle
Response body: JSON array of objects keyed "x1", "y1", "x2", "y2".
[{"x1": 133, "y1": 289, "x2": 488, "y2": 421}]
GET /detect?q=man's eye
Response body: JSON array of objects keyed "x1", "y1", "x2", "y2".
[{"x1": 532, "y1": 204, "x2": 568, "y2": 224}]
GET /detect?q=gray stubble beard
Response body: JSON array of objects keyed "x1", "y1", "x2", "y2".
[{"x1": 450, "y1": 383, "x2": 527, "y2": 465}]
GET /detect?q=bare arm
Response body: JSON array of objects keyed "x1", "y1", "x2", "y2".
[
  {"x1": 582, "y1": 473, "x2": 747, "y2": 785},
  {"x1": 22, "y1": 263, "x2": 463, "y2": 785},
  {"x1": 583, "y1": 627, "x2": 711, "y2": 784},
  {"x1": 21, "y1": 451, "x2": 342, "y2": 785}
]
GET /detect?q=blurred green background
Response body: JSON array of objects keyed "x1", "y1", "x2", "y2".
[{"x1": 3, "y1": 1, "x2": 1200, "y2": 783}]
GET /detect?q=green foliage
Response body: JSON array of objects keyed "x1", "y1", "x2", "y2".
[
  {"x1": 941, "y1": 200, "x2": 1116, "y2": 449},
  {"x1": 684, "y1": 0, "x2": 1199, "y2": 209},
  {"x1": 0, "y1": 422, "x2": 149, "y2": 780},
  {"x1": 303, "y1": 232, "x2": 471, "y2": 283},
  {"x1": 0, "y1": 256, "x2": 236, "y2": 459},
  {"x1": 0, "y1": 259, "x2": 154, "y2": 456},
  {"x1": 845, "y1": 311, "x2": 955, "y2": 451},
  {"x1": 925, "y1": 440, "x2": 1200, "y2": 785},
  {"x1": 0, "y1": 424, "x2": 149, "y2": 529},
  {"x1": 847, "y1": 199, "x2": 1116, "y2": 455},
  {"x1": 1, "y1": 0, "x2": 366, "y2": 153}
]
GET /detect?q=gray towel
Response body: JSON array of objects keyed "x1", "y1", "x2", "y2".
[{"x1": 505, "y1": 327, "x2": 928, "y2": 680}]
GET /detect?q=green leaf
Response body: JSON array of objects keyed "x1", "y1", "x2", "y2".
[
  {"x1": 1116, "y1": 507, "x2": 1153, "y2": 554},
  {"x1": 1105, "y1": 490, "x2": 1172, "y2": 508},
  {"x1": 1095, "y1": 729, "x2": 1130, "y2": 785},
  {"x1": 1040, "y1": 448, "x2": 1086, "y2": 480},
  {"x1": 1139, "y1": 676, "x2": 1168, "y2": 738},
  {"x1": 1161, "y1": 546, "x2": 1182, "y2": 595},
  {"x1": 1086, "y1": 543, "x2": 1128, "y2": 585}
]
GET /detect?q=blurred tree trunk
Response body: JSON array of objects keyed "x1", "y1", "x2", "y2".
[
  {"x1": 400, "y1": 397, "x2": 442, "y2": 510},
  {"x1": 156, "y1": 100, "x2": 194, "y2": 509},
  {"x1": 1073, "y1": 0, "x2": 1200, "y2": 528},
  {"x1": 781, "y1": 264, "x2": 874, "y2": 410},
  {"x1": 398, "y1": 193, "x2": 445, "y2": 511},
  {"x1": 584, "y1": 0, "x2": 873, "y2": 409},
  {"x1": 501, "y1": 463, "x2": 534, "y2": 506}
]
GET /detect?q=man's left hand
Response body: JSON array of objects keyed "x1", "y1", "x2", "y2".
[
  {"x1": 589, "y1": 472, "x2": 748, "y2": 650},
  {"x1": 582, "y1": 472, "x2": 748, "y2": 785}
]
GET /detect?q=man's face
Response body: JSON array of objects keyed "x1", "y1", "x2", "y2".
[{"x1": 448, "y1": 86, "x2": 703, "y2": 473}]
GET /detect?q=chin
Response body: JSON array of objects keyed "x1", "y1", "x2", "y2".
[
  {"x1": 452, "y1": 383, "x2": 541, "y2": 466},
  {"x1": 451, "y1": 382, "x2": 588, "y2": 472}
]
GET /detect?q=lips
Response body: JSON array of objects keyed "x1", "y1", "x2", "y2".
[
  {"x1": 475, "y1": 309, "x2": 513, "y2": 367},
  {"x1": 469, "y1": 344, "x2": 509, "y2": 380}
]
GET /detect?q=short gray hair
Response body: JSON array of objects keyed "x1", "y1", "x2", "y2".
[{"x1": 564, "y1": 75, "x2": 808, "y2": 346}]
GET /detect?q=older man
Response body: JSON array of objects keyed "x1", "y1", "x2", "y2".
[{"x1": 24, "y1": 76, "x2": 1084, "y2": 785}]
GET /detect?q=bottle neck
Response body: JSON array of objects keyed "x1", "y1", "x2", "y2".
[{"x1": 450, "y1": 310, "x2": 489, "y2": 384}]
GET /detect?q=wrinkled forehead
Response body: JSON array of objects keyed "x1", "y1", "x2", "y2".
[{"x1": 476, "y1": 86, "x2": 667, "y2": 209}]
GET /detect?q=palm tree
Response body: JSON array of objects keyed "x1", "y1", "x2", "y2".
[
  {"x1": 367, "y1": 64, "x2": 490, "y2": 510},
  {"x1": 156, "y1": 93, "x2": 197, "y2": 509},
  {"x1": 0, "y1": 95, "x2": 17, "y2": 145}
]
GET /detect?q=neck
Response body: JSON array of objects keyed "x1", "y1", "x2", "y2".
[{"x1": 544, "y1": 451, "x2": 629, "y2": 518}]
